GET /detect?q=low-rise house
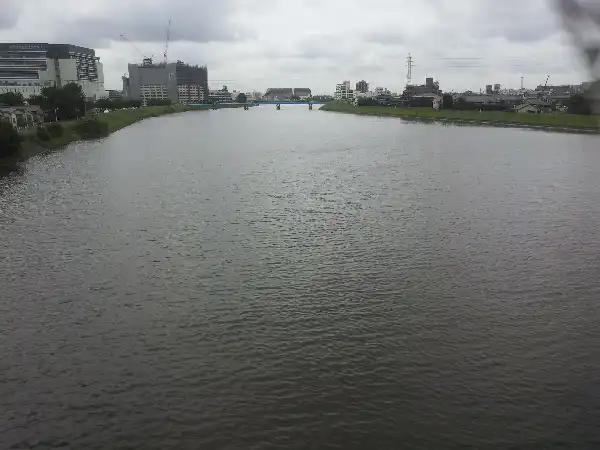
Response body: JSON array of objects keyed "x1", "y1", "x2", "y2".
[
  {"x1": 408, "y1": 93, "x2": 442, "y2": 109},
  {"x1": 0, "y1": 104, "x2": 44, "y2": 128}
]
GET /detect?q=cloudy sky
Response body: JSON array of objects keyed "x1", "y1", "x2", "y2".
[{"x1": 0, "y1": 0, "x2": 595, "y2": 94}]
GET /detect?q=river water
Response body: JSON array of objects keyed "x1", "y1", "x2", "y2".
[{"x1": 1, "y1": 106, "x2": 600, "y2": 449}]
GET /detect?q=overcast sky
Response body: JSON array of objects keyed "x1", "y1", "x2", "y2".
[{"x1": 0, "y1": 0, "x2": 594, "y2": 93}]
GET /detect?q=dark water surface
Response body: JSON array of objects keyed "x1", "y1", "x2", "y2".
[{"x1": 2, "y1": 106, "x2": 600, "y2": 449}]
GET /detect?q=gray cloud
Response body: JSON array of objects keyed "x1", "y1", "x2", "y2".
[
  {"x1": 363, "y1": 31, "x2": 406, "y2": 45},
  {"x1": 0, "y1": 0, "x2": 590, "y2": 93},
  {"x1": 0, "y1": 0, "x2": 21, "y2": 30},
  {"x1": 53, "y1": 0, "x2": 253, "y2": 48}
]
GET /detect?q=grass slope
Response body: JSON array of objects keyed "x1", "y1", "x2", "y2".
[{"x1": 320, "y1": 102, "x2": 599, "y2": 131}]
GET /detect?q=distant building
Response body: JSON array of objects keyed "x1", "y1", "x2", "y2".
[
  {"x1": 264, "y1": 88, "x2": 293, "y2": 100},
  {"x1": 356, "y1": 91, "x2": 375, "y2": 99},
  {"x1": 125, "y1": 62, "x2": 177, "y2": 103},
  {"x1": 208, "y1": 85, "x2": 232, "y2": 103},
  {"x1": 174, "y1": 61, "x2": 208, "y2": 103},
  {"x1": 494, "y1": 84, "x2": 501, "y2": 94},
  {"x1": 374, "y1": 87, "x2": 391, "y2": 96},
  {"x1": 356, "y1": 80, "x2": 369, "y2": 93},
  {"x1": 405, "y1": 78, "x2": 441, "y2": 97},
  {"x1": 486, "y1": 84, "x2": 493, "y2": 94},
  {"x1": 107, "y1": 90, "x2": 123, "y2": 100},
  {"x1": 293, "y1": 88, "x2": 311, "y2": 99},
  {"x1": 335, "y1": 82, "x2": 356, "y2": 103},
  {"x1": 409, "y1": 93, "x2": 442, "y2": 109},
  {"x1": 0, "y1": 42, "x2": 107, "y2": 100},
  {"x1": 124, "y1": 60, "x2": 208, "y2": 104},
  {"x1": 459, "y1": 93, "x2": 524, "y2": 107},
  {"x1": 177, "y1": 84, "x2": 204, "y2": 104}
]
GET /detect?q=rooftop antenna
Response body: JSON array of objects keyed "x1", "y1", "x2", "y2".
[{"x1": 164, "y1": 17, "x2": 172, "y2": 65}]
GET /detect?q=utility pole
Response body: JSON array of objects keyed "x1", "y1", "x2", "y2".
[
  {"x1": 406, "y1": 54, "x2": 414, "y2": 86},
  {"x1": 521, "y1": 76, "x2": 524, "y2": 90}
]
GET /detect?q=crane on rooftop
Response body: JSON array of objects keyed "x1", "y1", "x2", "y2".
[{"x1": 120, "y1": 34, "x2": 154, "y2": 65}]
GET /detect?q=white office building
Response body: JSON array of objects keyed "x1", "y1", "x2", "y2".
[
  {"x1": 0, "y1": 43, "x2": 107, "y2": 100},
  {"x1": 335, "y1": 82, "x2": 356, "y2": 103}
]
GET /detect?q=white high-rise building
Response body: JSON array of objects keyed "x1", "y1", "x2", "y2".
[
  {"x1": 335, "y1": 82, "x2": 356, "y2": 103},
  {"x1": 0, "y1": 43, "x2": 107, "y2": 100}
]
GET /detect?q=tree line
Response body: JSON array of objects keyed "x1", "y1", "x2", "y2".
[
  {"x1": 0, "y1": 83, "x2": 87, "y2": 121},
  {"x1": 356, "y1": 92, "x2": 596, "y2": 115}
]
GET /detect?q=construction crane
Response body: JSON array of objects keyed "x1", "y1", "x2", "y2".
[
  {"x1": 120, "y1": 34, "x2": 154, "y2": 65},
  {"x1": 538, "y1": 75, "x2": 551, "y2": 99},
  {"x1": 163, "y1": 18, "x2": 171, "y2": 65}
]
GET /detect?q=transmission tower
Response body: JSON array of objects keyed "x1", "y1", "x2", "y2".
[{"x1": 406, "y1": 54, "x2": 414, "y2": 86}]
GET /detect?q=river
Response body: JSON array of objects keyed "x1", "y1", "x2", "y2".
[{"x1": 1, "y1": 105, "x2": 600, "y2": 449}]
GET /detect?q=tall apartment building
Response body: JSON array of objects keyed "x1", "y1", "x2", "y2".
[
  {"x1": 124, "y1": 60, "x2": 208, "y2": 104},
  {"x1": 335, "y1": 82, "x2": 356, "y2": 102},
  {"x1": 356, "y1": 80, "x2": 369, "y2": 93},
  {"x1": 0, "y1": 43, "x2": 107, "y2": 99}
]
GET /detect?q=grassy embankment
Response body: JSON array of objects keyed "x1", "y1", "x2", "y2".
[
  {"x1": 320, "y1": 102, "x2": 599, "y2": 132},
  {"x1": 3, "y1": 104, "x2": 236, "y2": 164}
]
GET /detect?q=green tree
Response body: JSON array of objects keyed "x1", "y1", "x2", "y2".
[
  {"x1": 357, "y1": 98, "x2": 379, "y2": 106},
  {"x1": 235, "y1": 92, "x2": 247, "y2": 103},
  {"x1": 566, "y1": 94, "x2": 592, "y2": 115},
  {"x1": 40, "y1": 83, "x2": 86, "y2": 120},
  {"x1": 0, "y1": 119, "x2": 22, "y2": 157},
  {"x1": 27, "y1": 95, "x2": 45, "y2": 106},
  {"x1": 94, "y1": 98, "x2": 113, "y2": 110},
  {"x1": 0, "y1": 92, "x2": 25, "y2": 106},
  {"x1": 442, "y1": 94, "x2": 454, "y2": 109}
]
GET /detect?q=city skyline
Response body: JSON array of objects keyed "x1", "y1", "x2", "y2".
[{"x1": 0, "y1": 0, "x2": 592, "y2": 94}]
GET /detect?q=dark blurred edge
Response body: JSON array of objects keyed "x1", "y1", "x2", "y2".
[{"x1": 555, "y1": 0, "x2": 600, "y2": 116}]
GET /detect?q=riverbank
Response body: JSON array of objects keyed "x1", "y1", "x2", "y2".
[
  {"x1": 2, "y1": 104, "x2": 239, "y2": 166},
  {"x1": 320, "y1": 102, "x2": 599, "y2": 133}
]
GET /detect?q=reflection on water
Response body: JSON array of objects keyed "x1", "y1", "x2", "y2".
[{"x1": 1, "y1": 107, "x2": 600, "y2": 449}]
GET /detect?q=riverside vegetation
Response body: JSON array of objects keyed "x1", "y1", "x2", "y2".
[
  {"x1": 1, "y1": 83, "x2": 243, "y2": 164},
  {"x1": 320, "y1": 101, "x2": 599, "y2": 132},
  {"x1": 1, "y1": 105, "x2": 201, "y2": 162}
]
